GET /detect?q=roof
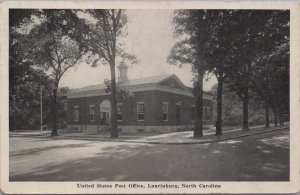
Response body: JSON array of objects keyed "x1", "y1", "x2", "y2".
[
  {"x1": 69, "y1": 74, "x2": 215, "y2": 98},
  {"x1": 186, "y1": 87, "x2": 215, "y2": 96},
  {"x1": 119, "y1": 74, "x2": 170, "y2": 87},
  {"x1": 71, "y1": 74, "x2": 172, "y2": 93}
]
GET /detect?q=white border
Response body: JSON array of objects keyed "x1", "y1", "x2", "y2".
[{"x1": 1, "y1": 1, "x2": 299, "y2": 194}]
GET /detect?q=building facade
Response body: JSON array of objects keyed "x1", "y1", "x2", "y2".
[{"x1": 67, "y1": 65, "x2": 214, "y2": 133}]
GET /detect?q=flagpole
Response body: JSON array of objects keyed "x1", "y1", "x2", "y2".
[{"x1": 40, "y1": 85, "x2": 43, "y2": 132}]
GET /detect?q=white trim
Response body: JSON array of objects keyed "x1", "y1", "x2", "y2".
[
  {"x1": 158, "y1": 74, "x2": 188, "y2": 90},
  {"x1": 136, "y1": 102, "x2": 145, "y2": 121},
  {"x1": 176, "y1": 101, "x2": 182, "y2": 105},
  {"x1": 73, "y1": 106, "x2": 79, "y2": 121}
]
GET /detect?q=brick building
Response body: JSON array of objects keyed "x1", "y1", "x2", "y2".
[{"x1": 67, "y1": 64, "x2": 214, "y2": 133}]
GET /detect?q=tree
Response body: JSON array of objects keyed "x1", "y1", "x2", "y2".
[
  {"x1": 168, "y1": 10, "x2": 218, "y2": 138},
  {"x1": 23, "y1": 10, "x2": 87, "y2": 136},
  {"x1": 78, "y1": 10, "x2": 136, "y2": 138},
  {"x1": 204, "y1": 10, "x2": 240, "y2": 135},
  {"x1": 251, "y1": 10, "x2": 289, "y2": 128},
  {"x1": 9, "y1": 9, "x2": 51, "y2": 131},
  {"x1": 220, "y1": 11, "x2": 278, "y2": 131}
]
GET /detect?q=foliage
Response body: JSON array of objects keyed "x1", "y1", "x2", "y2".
[
  {"x1": 210, "y1": 84, "x2": 267, "y2": 127},
  {"x1": 9, "y1": 10, "x2": 87, "y2": 134},
  {"x1": 169, "y1": 9, "x2": 289, "y2": 134},
  {"x1": 75, "y1": 9, "x2": 137, "y2": 138},
  {"x1": 168, "y1": 10, "x2": 221, "y2": 137}
]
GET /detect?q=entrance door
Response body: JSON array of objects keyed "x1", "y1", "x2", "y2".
[
  {"x1": 176, "y1": 105, "x2": 181, "y2": 125},
  {"x1": 100, "y1": 112, "x2": 110, "y2": 125},
  {"x1": 100, "y1": 99, "x2": 111, "y2": 125}
]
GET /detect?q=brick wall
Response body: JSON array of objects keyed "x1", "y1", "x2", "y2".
[{"x1": 67, "y1": 90, "x2": 214, "y2": 127}]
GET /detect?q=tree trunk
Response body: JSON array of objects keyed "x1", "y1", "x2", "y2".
[
  {"x1": 110, "y1": 10, "x2": 119, "y2": 138},
  {"x1": 274, "y1": 109, "x2": 278, "y2": 127},
  {"x1": 110, "y1": 63, "x2": 118, "y2": 138},
  {"x1": 265, "y1": 100, "x2": 270, "y2": 128},
  {"x1": 51, "y1": 87, "x2": 58, "y2": 136},
  {"x1": 194, "y1": 68, "x2": 204, "y2": 138},
  {"x1": 279, "y1": 109, "x2": 283, "y2": 126},
  {"x1": 242, "y1": 88, "x2": 249, "y2": 131},
  {"x1": 215, "y1": 77, "x2": 223, "y2": 136}
]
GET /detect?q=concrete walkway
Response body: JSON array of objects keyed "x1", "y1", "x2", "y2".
[
  {"x1": 10, "y1": 124, "x2": 289, "y2": 145},
  {"x1": 126, "y1": 125, "x2": 289, "y2": 144}
]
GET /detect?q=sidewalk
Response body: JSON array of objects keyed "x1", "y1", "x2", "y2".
[
  {"x1": 10, "y1": 124, "x2": 289, "y2": 144},
  {"x1": 126, "y1": 125, "x2": 289, "y2": 144}
]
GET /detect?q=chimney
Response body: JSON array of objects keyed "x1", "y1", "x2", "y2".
[{"x1": 117, "y1": 61, "x2": 128, "y2": 82}]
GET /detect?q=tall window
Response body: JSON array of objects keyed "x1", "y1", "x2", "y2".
[
  {"x1": 137, "y1": 102, "x2": 145, "y2": 121},
  {"x1": 175, "y1": 104, "x2": 181, "y2": 124},
  {"x1": 162, "y1": 102, "x2": 168, "y2": 121},
  {"x1": 117, "y1": 103, "x2": 122, "y2": 121},
  {"x1": 206, "y1": 106, "x2": 210, "y2": 121},
  {"x1": 74, "y1": 106, "x2": 79, "y2": 121},
  {"x1": 191, "y1": 106, "x2": 195, "y2": 121},
  {"x1": 89, "y1": 105, "x2": 95, "y2": 121}
]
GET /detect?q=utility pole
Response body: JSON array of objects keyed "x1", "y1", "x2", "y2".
[{"x1": 40, "y1": 85, "x2": 43, "y2": 132}]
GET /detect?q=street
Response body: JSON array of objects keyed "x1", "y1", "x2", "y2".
[{"x1": 9, "y1": 130, "x2": 289, "y2": 181}]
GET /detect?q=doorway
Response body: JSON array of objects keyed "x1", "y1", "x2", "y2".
[{"x1": 100, "y1": 99, "x2": 111, "y2": 125}]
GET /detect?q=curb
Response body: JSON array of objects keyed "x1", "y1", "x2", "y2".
[
  {"x1": 10, "y1": 126, "x2": 289, "y2": 145},
  {"x1": 122, "y1": 126, "x2": 289, "y2": 145}
]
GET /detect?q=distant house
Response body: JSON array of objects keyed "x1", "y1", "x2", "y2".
[{"x1": 66, "y1": 63, "x2": 214, "y2": 133}]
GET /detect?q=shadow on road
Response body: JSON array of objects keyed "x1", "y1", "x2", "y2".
[
  {"x1": 10, "y1": 143, "x2": 89, "y2": 157},
  {"x1": 10, "y1": 132, "x2": 289, "y2": 181}
]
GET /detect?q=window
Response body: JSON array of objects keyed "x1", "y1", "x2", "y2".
[
  {"x1": 117, "y1": 103, "x2": 122, "y2": 121},
  {"x1": 191, "y1": 106, "x2": 195, "y2": 121},
  {"x1": 74, "y1": 106, "x2": 79, "y2": 121},
  {"x1": 206, "y1": 106, "x2": 210, "y2": 121},
  {"x1": 137, "y1": 102, "x2": 145, "y2": 121},
  {"x1": 175, "y1": 104, "x2": 181, "y2": 124},
  {"x1": 89, "y1": 105, "x2": 95, "y2": 121},
  {"x1": 203, "y1": 106, "x2": 208, "y2": 121},
  {"x1": 162, "y1": 102, "x2": 168, "y2": 121}
]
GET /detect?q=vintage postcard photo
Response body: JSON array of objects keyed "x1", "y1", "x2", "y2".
[{"x1": 1, "y1": 1, "x2": 299, "y2": 194}]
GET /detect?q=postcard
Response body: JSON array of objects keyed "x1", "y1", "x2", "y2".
[{"x1": 1, "y1": 1, "x2": 299, "y2": 194}]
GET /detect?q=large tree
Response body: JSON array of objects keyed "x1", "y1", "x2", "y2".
[
  {"x1": 251, "y1": 10, "x2": 289, "y2": 128},
  {"x1": 168, "y1": 10, "x2": 219, "y2": 138},
  {"x1": 78, "y1": 10, "x2": 136, "y2": 138},
  {"x1": 9, "y1": 9, "x2": 51, "y2": 131},
  {"x1": 23, "y1": 10, "x2": 87, "y2": 136},
  {"x1": 204, "y1": 10, "x2": 239, "y2": 135},
  {"x1": 222, "y1": 11, "x2": 280, "y2": 131}
]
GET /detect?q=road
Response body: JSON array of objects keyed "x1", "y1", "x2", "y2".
[{"x1": 9, "y1": 130, "x2": 289, "y2": 181}]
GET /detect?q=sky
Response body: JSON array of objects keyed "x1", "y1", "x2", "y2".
[{"x1": 59, "y1": 10, "x2": 217, "y2": 91}]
